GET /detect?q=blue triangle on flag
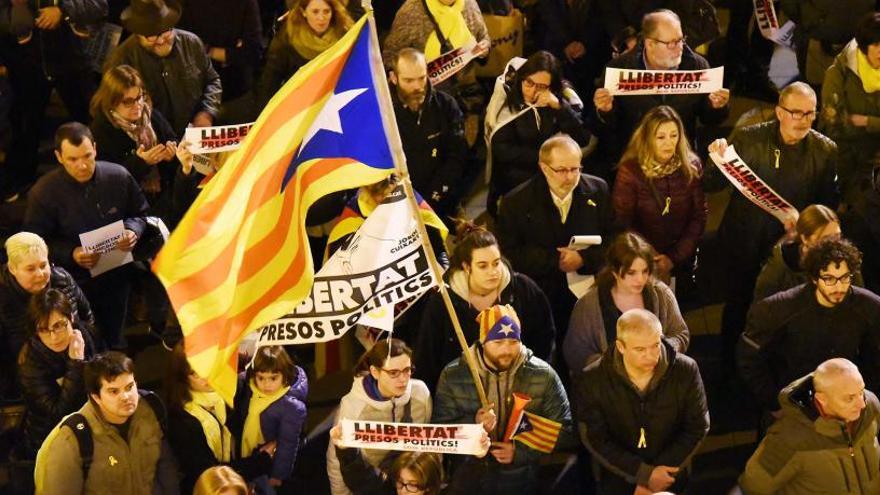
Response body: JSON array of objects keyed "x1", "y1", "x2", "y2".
[{"x1": 515, "y1": 414, "x2": 534, "y2": 436}]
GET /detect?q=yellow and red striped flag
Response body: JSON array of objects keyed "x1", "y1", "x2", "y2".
[
  {"x1": 511, "y1": 410, "x2": 563, "y2": 454},
  {"x1": 152, "y1": 14, "x2": 395, "y2": 403}
]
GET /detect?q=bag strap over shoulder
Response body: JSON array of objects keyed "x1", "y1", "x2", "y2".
[{"x1": 61, "y1": 413, "x2": 93, "y2": 482}]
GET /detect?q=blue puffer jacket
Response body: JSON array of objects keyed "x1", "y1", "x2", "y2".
[{"x1": 233, "y1": 366, "x2": 309, "y2": 480}]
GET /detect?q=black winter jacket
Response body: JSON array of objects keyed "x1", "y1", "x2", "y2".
[
  {"x1": 90, "y1": 108, "x2": 178, "y2": 185},
  {"x1": 738, "y1": 283, "x2": 880, "y2": 411},
  {"x1": 576, "y1": 341, "x2": 709, "y2": 494}
]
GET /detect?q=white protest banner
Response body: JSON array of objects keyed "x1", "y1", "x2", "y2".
[
  {"x1": 754, "y1": 0, "x2": 795, "y2": 48},
  {"x1": 183, "y1": 122, "x2": 255, "y2": 154},
  {"x1": 254, "y1": 186, "x2": 438, "y2": 346},
  {"x1": 710, "y1": 145, "x2": 798, "y2": 225},
  {"x1": 603, "y1": 67, "x2": 724, "y2": 95},
  {"x1": 427, "y1": 39, "x2": 490, "y2": 86},
  {"x1": 339, "y1": 420, "x2": 486, "y2": 455},
  {"x1": 78, "y1": 220, "x2": 133, "y2": 277}
]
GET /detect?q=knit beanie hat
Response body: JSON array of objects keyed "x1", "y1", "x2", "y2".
[{"x1": 477, "y1": 304, "x2": 521, "y2": 343}]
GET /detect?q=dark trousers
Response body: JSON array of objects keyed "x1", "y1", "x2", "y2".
[
  {"x1": 81, "y1": 265, "x2": 134, "y2": 350},
  {"x1": 720, "y1": 246, "x2": 764, "y2": 376}
]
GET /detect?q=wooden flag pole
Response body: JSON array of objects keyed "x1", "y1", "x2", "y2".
[{"x1": 363, "y1": 6, "x2": 489, "y2": 408}]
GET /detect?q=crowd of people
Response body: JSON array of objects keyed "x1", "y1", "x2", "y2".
[{"x1": 2, "y1": 0, "x2": 880, "y2": 494}]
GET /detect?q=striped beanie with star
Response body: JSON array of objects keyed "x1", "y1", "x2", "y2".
[{"x1": 477, "y1": 304, "x2": 522, "y2": 343}]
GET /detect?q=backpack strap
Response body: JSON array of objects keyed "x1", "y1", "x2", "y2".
[
  {"x1": 139, "y1": 389, "x2": 167, "y2": 435},
  {"x1": 61, "y1": 413, "x2": 93, "y2": 482}
]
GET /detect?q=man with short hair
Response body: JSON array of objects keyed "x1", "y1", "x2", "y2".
[
  {"x1": 34, "y1": 351, "x2": 179, "y2": 494},
  {"x1": 709, "y1": 81, "x2": 840, "y2": 375},
  {"x1": 433, "y1": 304, "x2": 574, "y2": 494},
  {"x1": 390, "y1": 48, "x2": 468, "y2": 219},
  {"x1": 739, "y1": 358, "x2": 880, "y2": 493},
  {"x1": 105, "y1": 0, "x2": 222, "y2": 134},
  {"x1": 576, "y1": 309, "x2": 709, "y2": 495},
  {"x1": 496, "y1": 134, "x2": 615, "y2": 353},
  {"x1": 738, "y1": 238, "x2": 880, "y2": 415},
  {"x1": 593, "y1": 9, "x2": 730, "y2": 166},
  {"x1": 24, "y1": 122, "x2": 149, "y2": 350}
]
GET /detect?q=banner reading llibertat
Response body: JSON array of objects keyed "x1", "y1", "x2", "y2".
[
  {"x1": 253, "y1": 186, "x2": 438, "y2": 346},
  {"x1": 338, "y1": 420, "x2": 486, "y2": 455},
  {"x1": 753, "y1": 0, "x2": 795, "y2": 48},
  {"x1": 183, "y1": 122, "x2": 255, "y2": 154},
  {"x1": 603, "y1": 67, "x2": 724, "y2": 95},
  {"x1": 710, "y1": 146, "x2": 798, "y2": 225}
]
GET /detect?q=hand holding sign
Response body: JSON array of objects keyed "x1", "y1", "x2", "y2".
[
  {"x1": 73, "y1": 247, "x2": 101, "y2": 269},
  {"x1": 116, "y1": 229, "x2": 138, "y2": 252},
  {"x1": 593, "y1": 88, "x2": 614, "y2": 113},
  {"x1": 709, "y1": 88, "x2": 730, "y2": 109}
]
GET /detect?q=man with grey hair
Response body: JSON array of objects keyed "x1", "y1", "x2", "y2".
[
  {"x1": 576, "y1": 309, "x2": 709, "y2": 495},
  {"x1": 497, "y1": 134, "x2": 615, "y2": 357},
  {"x1": 739, "y1": 358, "x2": 880, "y2": 493},
  {"x1": 708, "y1": 81, "x2": 839, "y2": 378},
  {"x1": 593, "y1": 9, "x2": 730, "y2": 170}
]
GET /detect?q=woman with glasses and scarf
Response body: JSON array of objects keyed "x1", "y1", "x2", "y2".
[
  {"x1": 327, "y1": 338, "x2": 432, "y2": 495},
  {"x1": 487, "y1": 51, "x2": 589, "y2": 216}
]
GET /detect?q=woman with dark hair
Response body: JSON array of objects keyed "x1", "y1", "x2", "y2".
[
  {"x1": 413, "y1": 220, "x2": 555, "y2": 390},
  {"x1": 564, "y1": 232, "x2": 689, "y2": 374},
  {"x1": 164, "y1": 342, "x2": 275, "y2": 494},
  {"x1": 327, "y1": 338, "x2": 432, "y2": 495},
  {"x1": 17, "y1": 289, "x2": 97, "y2": 457},
  {"x1": 487, "y1": 50, "x2": 590, "y2": 214},
  {"x1": 822, "y1": 12, "x2": 880, "y2": 201},
  {"x1": 612, "y1": 105, "x2": 707, "y2": 283}
]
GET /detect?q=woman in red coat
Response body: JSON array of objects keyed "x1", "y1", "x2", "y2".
[{"x1": 612, "y1": 105, "x2": 708, "y2": 283}]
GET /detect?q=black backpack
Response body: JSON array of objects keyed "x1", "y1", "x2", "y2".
[{"x1": 61, "y1": 389, "x2": 167, "y2": 482}]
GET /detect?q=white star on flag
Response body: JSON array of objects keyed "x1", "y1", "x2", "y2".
[
  {"x1": 301, "y1": 88, "x2": 368, "y2": 148},
  {"x1": 498, "y1": 323, "x2": 515, "y2": 336}
]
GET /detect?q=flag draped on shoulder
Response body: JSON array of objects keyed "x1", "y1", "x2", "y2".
[{"x1": 152, "y1": 15, "x2": 395, "y2": 403}]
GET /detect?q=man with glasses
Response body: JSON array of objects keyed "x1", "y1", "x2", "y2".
[
  {"x1": 433, "y1": 304, "x2": 573, "y2": 494},
  {"x1": 592, "y1": 9, "x2": 730, "y2": 174},
  {"x1": 708, "y1": 81, "x2": 839, "y2": 379},
  {"x1": 737, "y1": 238, "x2": 880, "y2": 420},
  {"x1": 496, "y1": 134, "x2": 615, "y2": 362},
  {"x1": 106, "y1": 0, "x2": 221, "y2": 135}
]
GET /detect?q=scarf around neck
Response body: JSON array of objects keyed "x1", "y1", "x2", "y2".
[
  {"x1": 184, "y1": 390, "x2": 232, "y2": 462},
  {"x1": 241, "y1": 380, "x2": 289, "y2": 457},
  {"x1": 288, "y1": 21, "x2": 345, "y2": 60},
  {"x1": 857, "y1": 48, "x2": 880, "y2": 94},
  {"x1": 108, "y1": 104, "x2": 157, "y2": 149},
  {"x1": 641, "y1": 155, "x2": 681, "y2": 180},
  {"x1": 424, "y1": 0, "x2": 475, "y2": 62}
]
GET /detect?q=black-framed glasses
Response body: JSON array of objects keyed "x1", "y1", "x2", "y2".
[
  {"x1": 120, "y1": 92, "x2": 145, "y2": 108},
  {"x1": 778, "y1": 106, "x2": 819, "y2": 121},
  {"x1": 523, "y1": 77, "x2": 550, "y2": 92},
  {"x1": 37, "y1": 317, "x2": 70, "y2": 336},
  {"x1": 648, "y1": 36, "x2": 686, "y2": 49},
  {"x1": 380, "y1": 366, "x2": 415, "y2": 379},
  {"x1": 395, "y1": 480, "x2": 424, "y2": 493},
  {"x1": 819, "y1": 272, "x2": 854, "y2": 286}
]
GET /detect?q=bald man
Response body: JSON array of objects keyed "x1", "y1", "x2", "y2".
[
  {"x1": 576, "y1": 309, "x2": 709, "y2": 495},
  {"x1": 740, "y1": 358, "x2": 880, "y2": 494}
]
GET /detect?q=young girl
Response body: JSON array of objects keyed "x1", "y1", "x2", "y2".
[{"x1": 233, "y1": 345, "x2": 308, "y2": 493}]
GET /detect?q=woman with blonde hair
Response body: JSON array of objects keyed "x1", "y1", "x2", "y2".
[
  {"x1": 89, "y1": 65, "x2": 178, "y2": 200},
  {"x1": 612, "y1": 105, "x2": 708, "y2": 283},
  {"x1": 193, "y1": 465, "x2": 251, "y2": 495},
  {"x1": 256, "y1": 0, "x2": 354, "y2": 107}
]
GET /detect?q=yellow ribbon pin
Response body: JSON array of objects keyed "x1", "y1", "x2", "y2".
[
  {"x1": 587, "y1": 199, "x2": 597, "y2": 207},
  {"x1": 637, "y1": 428, "x2": 647, "y2": 449},
  {"x1": 662, "y1": 197, "x2": 671, "y2": 216},
  {"x1": 109, "y1": 455, "x2": 118, "y2": 466}
]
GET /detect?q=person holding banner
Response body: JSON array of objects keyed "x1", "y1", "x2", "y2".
[
  {"x1": 488, "y1": 51, "x2": 590, "y2": 215},
  {"x1": 255, "y1": 0, "x2": 354, "y2": 109},
  {"x1": 327, "y1": 339, "x2": 432, "y2": 495},
  {"x1": 433, "y1": 305, "x2": 573, "y2": 494},
  {"x1": 612, "y1": 105, "x2": 707, "y2": 284},
  {"x1": 575, "y1": 308, "x2": 709, "y2": 495},
  {"x1": 593, "y1": 9, "x2": 730, "y2": 168},
  {"x1": 565, "y1": 232, "x2": 689, "y2": 375},
  {"x1": 707, "y1": 81, "x2": 839, "y2": 378},
  {"x1": 414, "y1": 220, "x2": 555, "y2": 391}
]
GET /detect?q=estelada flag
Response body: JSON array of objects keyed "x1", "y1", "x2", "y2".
[
  {"x1": 511, "y1": 410, "x2": 562, "y2": 454},
  {"x1": 153, "y1": 15, "x2": 395, "y2": 404}
]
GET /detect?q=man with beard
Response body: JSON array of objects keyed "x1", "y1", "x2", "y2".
[
  {"x1": 576, "y1": 309, "x2": 709, "y2": 495},
  {"x1": 738, "y1": 239, "x2": 880, "y2": 418},
  {"x1": 390, "y1": 48, "x2": 468, "y2": 219},
  {"x1": 739, "y1": 358, "x2": 880, "y2": 493},
  {"x1": 709, "y1": 82, "x2": 839, "y2": 378},
  {"x1": 433, "y1": 305, "x2": 574, "y2": 494},
  {"x1": 34, "y1": 352, "x2": 179, "y2": 494}
]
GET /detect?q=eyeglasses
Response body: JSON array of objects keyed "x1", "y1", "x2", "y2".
[
  {"x1": 143, "y1": 29, "x2": 172, "y2": 44},
  {"x1": 648, "y1": 36, "x2": 686, "y2": 49},
  {"x1": 523, "y1": 77, "x2": 550, "y2": 92},
  {"x1": 37, "y1": 317, "x2": 70, "y2": 336},
  {"x1": 380, "y1": 366, "x2": 415, "y2": 379},
  {"x1": 778, "y1": 106, "x2": 819, "y2": 121},
  {"x1": 546, "y1": 165, "x2": 582, "y2": 176},
  {"x1": 395, "y1": 481, "x2": 424, "y2": 493},
  {"x1": 819, "y1": 272, "x2": 854, "y2": 286},
  {"x1": 120, "y1": 92, "x2": 145, "y2": 108}
]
